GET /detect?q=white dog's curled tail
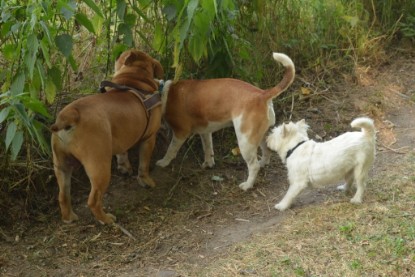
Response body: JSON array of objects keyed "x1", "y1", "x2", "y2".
[{"x1": 351, "y1": 117, "x2": 375, "y2": 138}]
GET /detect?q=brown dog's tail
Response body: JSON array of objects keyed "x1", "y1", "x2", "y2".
[
  {"x1": 50, "y1": 107, "x2": 80, "y2": 132},
  {"x1": 263, "y1": 52, "x2": 295, "y2": 100}
]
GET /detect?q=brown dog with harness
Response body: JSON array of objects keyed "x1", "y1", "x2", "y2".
[{"x1": 51, "y1": 50, "x2": 163, "y2": 224}]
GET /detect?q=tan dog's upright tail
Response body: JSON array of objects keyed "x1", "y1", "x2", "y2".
[
  {"x1": 351, "y1": 117, "x2": 376, "y2": 139},
  {"x1": 263, "y1": 52, "x2": 295, "y2": 100},
  {"x1": 50, "y1": 107, "x2": 80, "y2": 132}
]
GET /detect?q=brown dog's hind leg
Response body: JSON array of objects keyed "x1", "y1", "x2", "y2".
[
  {"x1": 52, "y1": 146, "x2": 79, "y2": 223},
  {"x1": 55, "y1": 165, "x2": 79, "y2": 223},
  {"x1": 137, "y1": 135, "x2": 157, "y2": 188},
  {"x1": 83, "y1": 159, "x2": 116, "y2": 224}
]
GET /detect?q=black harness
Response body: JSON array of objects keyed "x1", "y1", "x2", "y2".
[
  {"x1": 99, "y1": 80, "x2": 162, "y2": 140},
  {"x1": 99, "y1": 80, "x2": 161, "y2": 116},
  {"x1": 286, "y1": 140, "x2": 307, "y2": 160}
]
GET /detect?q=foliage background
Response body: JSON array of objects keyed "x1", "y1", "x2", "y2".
[{"x1": 0, "y1": 0, "x2": 414, "y2": 215}]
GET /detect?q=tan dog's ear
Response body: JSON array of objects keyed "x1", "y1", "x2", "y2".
[
  {"x1": 124, "y1": 51, "x2": 139, "y2": 66},
  {"x1": 153, "y1": 59, "x2": 164, "y2": 79}
]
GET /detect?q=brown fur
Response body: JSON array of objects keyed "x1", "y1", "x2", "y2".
[{"x1": 51, "y1": 50, "x2": 163, "y2": 224}]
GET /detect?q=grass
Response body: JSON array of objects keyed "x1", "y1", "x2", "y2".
[{"x1": 176, "y1": 151, "x2": 415, "y2": 276}]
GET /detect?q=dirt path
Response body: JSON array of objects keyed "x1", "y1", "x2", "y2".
[{"x1": 0, "y1": 53, "x2": 414, "y2": 277}]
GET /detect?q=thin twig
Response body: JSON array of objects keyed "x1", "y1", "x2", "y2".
[
  {"x1": 380, "y1": 142, "x2": 409, "y2": 154},
  {"x1": 113, "y1": 223, "x2": 137, "y2": 241}
]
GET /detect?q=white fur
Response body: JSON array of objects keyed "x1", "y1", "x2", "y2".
[
  {"x1": 272, "y1": 52, "x2": 294, "y2": 68},
  {"x1": 266, "y1": 117, "x2": 376, "y2": 211}
]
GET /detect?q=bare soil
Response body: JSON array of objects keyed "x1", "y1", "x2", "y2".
[{"x1": 1, "y1": 51, "x2": 414, "y2": 277}]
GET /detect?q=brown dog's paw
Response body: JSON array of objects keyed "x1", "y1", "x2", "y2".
[
  {"x1": 98, "y1": 213, "x2": 117, "y2": 225},
  {"x1": 137, "y1": 176, "x2": 156, "y2": 188},
  {"x1": 62, "y1": 212, "x2": 79, "y2": 224}
]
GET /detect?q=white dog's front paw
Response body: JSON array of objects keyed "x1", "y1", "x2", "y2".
[
  {"x1": 274, "y1": 203, "x2": 289, "y2": 211},
  {"x1": 202, "y1": 159, "x2": 215, "y2": 169},
  {"x1": 156, "y1": 159, "x2": 170, "y2": 168},
  {"x1": 239, "y1": 182, "x2": 253, "y2": 191},
  {"x1": 350, "y1": 197, "x2": 362, "y2": 204}
]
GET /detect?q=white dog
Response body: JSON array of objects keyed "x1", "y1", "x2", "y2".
[{"x1": 266, "y1": 117, "x2": 376, "y2": 211}]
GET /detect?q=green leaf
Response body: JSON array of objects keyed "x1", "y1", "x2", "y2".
[
  {"x1": 152, "y1": 22, "x2": 165, "y2": 51},
  {"x1": 21, "y1": 96, "x2": 51, "y2": 118},
  {"x1": 68, "y1": 54, "x2": 78, "y2": 71},
  {"x1": 25, "y1": 33, "x2": 39, "y2": 78},
  {"x1": 48, "y1": 66, "x2": 62, "y2": 91},
  {"x1": 0, "y1": 107, "x2": 11, "y2": 124},
  {"x1": 124, "y1": 13, "x2": 137, "y2": 27},
  {"x1": 187, "y1": 0, "x2": 199, "y2": 25},
  {"x1": 130, "y1": 4, "x2": 150, "y2": 23},
  {"x1": 188, "y1": 34, "x2": 206, "y2": 63},
  {"x1": 60, "y1": 0, "x2": 76, "y2": 20},
  {"x1": 40, "y1": 38, "x2": 51, "y2": 67},
  {"x1": 55, "y1": 34, "x2": 73, "y2": 58},
  {"x1": 10, "y1": 73, "x2": 25, "y2": 96},
  {"x1": 5, "y1": 121, "x2": 17, "y2": 151},
  {"x1": 3, "y1": 44, "x2": 16, "y2": 61},
  {"x1": 116, "y1": 0, "x2": 127, "y2": 21},
  {"x1": 39, "y1": 21, "x2": 53, "y2": 44},
  {"x1": 10, "y1": 130, "x2": 23, "y2": 160},
  {"x1": 45, "y1": 78, "x2": 57, "y2": 104},
  {"x1": 83, "y1": 0, "x2": 104, "y2": 18},
  {"x1": 75, "y1": 12, "x2": 96, "y2": 34},
  {"x1": 118, "y1": 23, "x2": 133, "y2": 46}
]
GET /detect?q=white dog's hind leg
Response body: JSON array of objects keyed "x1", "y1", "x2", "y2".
[
  {"x1": 275, "y1": 181, "x2": 308, "y2": 211},
  {"x1": 350, "y1": 177, "x2": 367, "y2": 204},
  {"x1": 350, "y1": 166, "x2": 368, "y2": 204},
  {"x1": 116, "y1": 152, "x2": 133, "y2": 175},
  {"x1": 200, "y1": 133, "x2": 215, "y2": 168},
  {"x1": 337, "y1": 172, "x2": 354, "y2": 194},
  {"x1": 156, "y1": 135, "x2": 186, "y2": 167}
]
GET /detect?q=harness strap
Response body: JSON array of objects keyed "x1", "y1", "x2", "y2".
[
  {"x1": 286, "y1": 140, "x2": 307, "y2": 160},
  {"x1": 99, "y1": 80, "x2": 161, "y2": 114}
]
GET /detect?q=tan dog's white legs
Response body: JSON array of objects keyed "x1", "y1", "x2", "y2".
[
  {"x1": 237, "y1": 139, "x2": 260, "y2": 191},
  {"x1": 156, "y1": 134, "x2": 186, "y2": 167},
  {"x1": 200, "y1": 133, "x2": 215, "y2": 168},
  {"x1": 275, "y1": 181, "x2": 308, "y2": 211},
  {"x1": 116, "y1": 152, "x2": 133, "y2": 175}
]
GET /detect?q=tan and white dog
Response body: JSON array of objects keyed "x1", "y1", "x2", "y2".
[
  {"x1": 266, "y1": 117, "x2": 376, "y2": 211},
  {"x1": 51, "y1": 50, "x2": 163, "y2": 224},
  {"x1": 157, "y1": 52, "x2": 295, "y2": 191}
]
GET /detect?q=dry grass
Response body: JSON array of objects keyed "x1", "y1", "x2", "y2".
[{"x1": 176, "y1": 151, "x2": 415, "y2": 276}]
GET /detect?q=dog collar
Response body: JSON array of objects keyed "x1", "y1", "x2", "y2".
[{"x1": 286, "y1": 140, "x2": 306, "y2": 160}]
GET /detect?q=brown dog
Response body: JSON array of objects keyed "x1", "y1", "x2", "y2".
[
  {"x1": 51, "y1": 50, "x2": 163, "y2": 224},
  {"x1": 157, "y1": 52, "x2": 295, "y2": 191}
]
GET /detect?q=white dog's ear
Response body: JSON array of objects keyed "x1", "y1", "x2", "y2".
[
  {"x1": 297, "y1": 119, "x2": 309, "y2": 130},
  {"x1": 282, "y1": 124, "x2": 287, "y2": 137}
]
